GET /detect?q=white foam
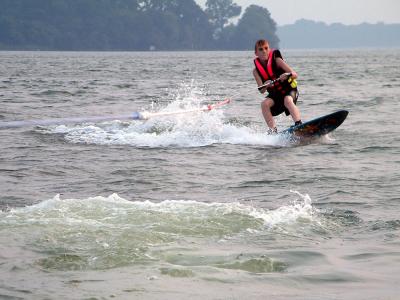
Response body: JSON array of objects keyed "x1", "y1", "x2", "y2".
[
  {"x1": 3, "y1": 191, "x2": 316, "y2": 231},
  {"x1": 46, "y1": 82, "x2": 289, "y2": 148}
]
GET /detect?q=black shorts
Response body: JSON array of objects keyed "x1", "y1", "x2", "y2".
[{"x1": 268, "y1": 89, "x2": 299, "y2": 116}]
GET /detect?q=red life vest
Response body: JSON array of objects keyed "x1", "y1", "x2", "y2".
[{"x1": 254, "y1": 49, "x2": 292, "y2": 95}]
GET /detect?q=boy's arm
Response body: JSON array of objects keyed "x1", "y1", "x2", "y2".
[
  {"x1": 276, "y1": 57, "x2": 298, "y2": 79},
  {"x1": 253, "y1": 68, "x2": 268, "y2": 94}
]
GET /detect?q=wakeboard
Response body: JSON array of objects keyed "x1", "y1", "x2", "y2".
[{"x1": 281, "y1": 110, "x2": 349, "y2": 139}]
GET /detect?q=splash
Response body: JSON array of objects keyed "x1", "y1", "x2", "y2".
[
  {"x1": 248, "y1": 190, "x2": 315, "y2": 229},
  {"x1": 43, "y1": 81, "x2": 288, "y2": 147}
]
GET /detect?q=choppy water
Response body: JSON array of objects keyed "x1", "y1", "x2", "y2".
[{"x1": 0, "y1": 50, "x2": 399, "y2": 299}]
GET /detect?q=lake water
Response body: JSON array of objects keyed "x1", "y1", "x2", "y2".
[{"x1": 0, "y1": 50, "x2": 399, "y2": 299}]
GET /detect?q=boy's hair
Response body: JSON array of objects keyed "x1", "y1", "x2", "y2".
[{"x1": 254, "y1": 39, "x2": 269, "y2": 52}]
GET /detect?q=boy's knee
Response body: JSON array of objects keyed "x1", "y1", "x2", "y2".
[
  {"x1": 284, "y1": 96, "x2": 294, "y2": 107},
  {"x1": 262, "y1": 98, "x2": 274, "y2": 109}
]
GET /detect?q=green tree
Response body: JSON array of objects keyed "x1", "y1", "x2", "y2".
[
  {"x1": 205, "y1": 0, "x2": 241, "y2": 39},
  {"x1": 0, "y1": 0, "x2": 282, "y2": 51},
  {"x1": 138, "y1": 0, "x2": 212, "y2": 50},
  {"x1": 228, "y1": 5, "x2": 279, "y2": 50}
]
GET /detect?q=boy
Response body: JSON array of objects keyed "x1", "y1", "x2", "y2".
[{"x1": 253, "y1": 39, "x2": 302, "y2": 134}]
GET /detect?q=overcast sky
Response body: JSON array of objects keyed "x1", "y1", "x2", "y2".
[{"x1": 196, "y1": 0, "x2": 400, "y2": 25}]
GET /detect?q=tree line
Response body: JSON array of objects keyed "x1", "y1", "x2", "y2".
[{"x1": 0, "y1": 0, "x2": 279, "y2": 50}]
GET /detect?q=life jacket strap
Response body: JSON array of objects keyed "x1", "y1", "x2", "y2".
[
  {"x1": 254, "y1": 58, "x2": 269, "y2": 81},
  {"x1": 254, "y1": 49, "x2": 276, "y2": 82}
]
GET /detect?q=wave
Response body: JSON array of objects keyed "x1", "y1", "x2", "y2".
[
  {"x1": 0, "y1": 191, "x2": 320, "y2": 271},
  {"x1": 1, "y1": 191, "x2": 317, "y2": 233}
]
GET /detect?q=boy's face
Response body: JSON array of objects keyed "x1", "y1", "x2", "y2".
[{"x1": 256, "y1": 44, "x2": 269, "y2": 60}]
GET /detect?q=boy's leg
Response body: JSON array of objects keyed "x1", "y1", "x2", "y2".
[
  {"x1": 261, "y1": 98, "x2": 276, "y2": 129},
  {"x1": 284, "y1": 95, "x2": 301, "y2": 123}
]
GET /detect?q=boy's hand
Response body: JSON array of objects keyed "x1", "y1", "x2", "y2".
[
  {"x1": 279, "y1": 72, "x2": 292, "y2": 81},
  {"x1": 258, "y1": 80, "x2": 272, "y2": 91}
]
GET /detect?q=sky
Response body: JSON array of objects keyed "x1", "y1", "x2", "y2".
[{"x1": 196, "y1": 0, "x2": 400, "y2": 25}]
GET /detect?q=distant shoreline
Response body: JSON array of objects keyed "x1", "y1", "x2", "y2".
[
  {"x1": 1, "y1": 47, "x2": 400, "y2": 52},
  {"x1": 1, "y1": 0, "x2": 399, "y2": 50},
  {"x1": 278, "y1": 19, "x2": 400, "y2": 49}
]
